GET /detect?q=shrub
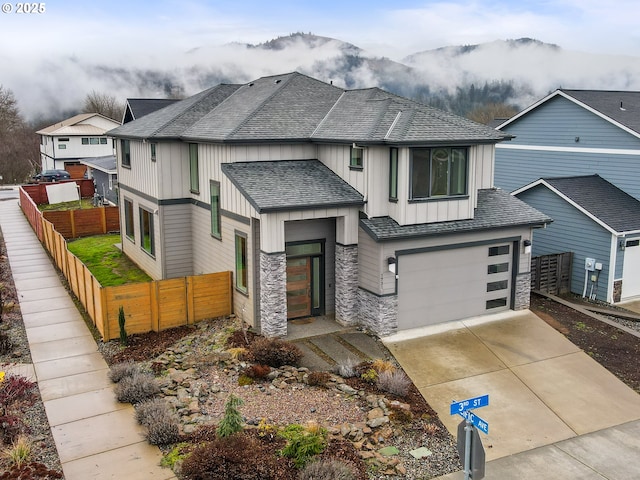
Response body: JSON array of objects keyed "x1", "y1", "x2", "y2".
[
  {"x1": 279, "y1": 423, "x2": 327, "y2": 468},
  {"x1": 226, "y1": 347, "x2": 248, "y2": 360},
  {"x1": 371, "y1": 359, "x2": 396, "y2": 374},
  {"x1": 334, "y1": 358, "x2": 358, "y2": 378},
  {"x1": 257, "y1": 418, "x2": 278, "y2": 442},
  {"x1": 114, "y1": 371, "x2": 159, "y2": 403},
  {"x1": 136, "y1": 398, "x2": 181, "y2": 444},
  {"x1": 0, "y1": 413, "x2": 23, "y2": 444},
  {"x1": 118, "y1": 306, "x2": 128, "y2": 346},
  {"x1": 108, "y1": 361, "x2": 141, "y2": 383},
  {"x1": 217, "y1": 394, "x2": 244, "y2": 438},
  {"x1": 0, "y1": 332, "x2": 13, "y2": 355},
  {"x1": 360, "y1": 368, "x2": 378, "y2": 384},
  {"x1": 0, "y1": 374, "x2": 35, "y2": 405},
  {"x1": 307, "y1": 371, "x2": 330, "y2": 387},
  {"x1": 238, "y1": 374, "x2": 254, "y2": 386},
  {"x1": 161, "y1": 442, "x2": 190, "y2": 469},
  {"x1": 299, "y1": 458, "x2": 356, "y2": 480},
  {"x1": 249, "y1": 337, "x2": 303, "y2": 368},
  {"x1": 388, "y1": 404, "x2": 413, "y2": 424},
  {"x1": 2, "y1": 435, "x2": 31, "y2": 468},
  {"x1": 243, "y1": 364, "x2": 271, "y2": 379},
  {"x1": 226, "y1": 329, "x2": 257, "y2": 347},
  {"x1": 376, "y1": 370, "x2": 411, "y2": 398}
]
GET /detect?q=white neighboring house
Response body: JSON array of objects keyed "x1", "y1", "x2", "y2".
[{"x1": 36, "y1": 113, "x2": 120, "y2": 174}]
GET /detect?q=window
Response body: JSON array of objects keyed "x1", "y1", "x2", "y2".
[
  {"x1": 488, "y1": 263, "x2": 509, "y2": 274},
  {"x1": 389, "y1": 147, "x2": 398, "y2": 201},
  {"x1": 487, "y1": 280, "x2": 508, "y2": 292},
  {"x1": 124, "y1": 199, "x2": 134, "y2": 240},
  {"x1": 90, "y1": 138, "x2": 99, "y2": 145},
  {"x1": 150, "y1": 143, "x2": 157, "y2": 162},
  {"x1": 350, "y1": 146, "x2": 363, "y2": 169},
  {"x1": 140, "y1": 207, "x2": 155, "y2": 256},
  {"x1": 189, "y1": 143, "x2": 199, "y2": 193},
  {"x1": 58, "y1": 144, "x2": 66, "y2": 149},
  {"x1": 410, "y1": 147, "x2": 468, "y2": 199},
  {"x1": 210, "y1": 180, "x2": 221, "y2": 239},
  {"x1": 235, "y1": 232, "x2": 248, "y2": 293},
  {"x1": 121, "y1": 140, "x2": 131, "y2": 167},
  {"x1": 486, "y1": 298, "x2": 508, "y2": 309},
  {"x1": 100, "y1": 138, "x2": 107, "y2": 144},
  {"x1": 489, "y1": 245, "x2": 510, "y2": 256},
  {"x1": 82, "y1": 138, "x2": 89, "y2": 145},
  {"x1": 58, "y1": 138, "x2": 69, "y2": 142}
]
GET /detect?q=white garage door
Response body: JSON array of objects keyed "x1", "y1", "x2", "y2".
[
  {"x1": 397, "y1": 242, "x2": 513, "y2": 330},
  {"x1": 622, "y1": 238, "x2": 640, "y2": 300}
]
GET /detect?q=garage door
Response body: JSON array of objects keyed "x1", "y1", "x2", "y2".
[
  {"x1": 622, "y1": 238, "x2": 640, "y2": 300},
  {"x1": 397, "y1": 242, "x2": 513, "y2": 330}
]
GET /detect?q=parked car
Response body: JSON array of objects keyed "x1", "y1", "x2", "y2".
[{"x1": 32, "y1": 170, "x2": 71, "y2": 182}]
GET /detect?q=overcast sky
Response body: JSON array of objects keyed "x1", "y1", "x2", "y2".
[{"x1": 1, "y1": 0, "x2": 638, "y2": 61}]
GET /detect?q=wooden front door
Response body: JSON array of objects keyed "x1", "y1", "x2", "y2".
[{"x1": 286, "y1": 257, "x2": 312, "y2": 319}]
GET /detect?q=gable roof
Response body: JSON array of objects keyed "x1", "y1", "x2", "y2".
[
  {"x1": 123, "y1": 98, "x2": 180, "y2": 123},
  {"x1": 36, "y1": 113, "x2": 120, "y2": 136},
  {"x1": 361, "y1": 188, "x2": 551, "y2": 241},
  {"x1": 513, "y1": 175, "x2": 640, "y2": 234},
  {"x1": 221, "y1": 160, "x2": 364, "y2": 213},
  {"x1": 497, "y1": 89, "x2": 640, "y2": 138},
  {"x1": 109, "y1": 72, "x2": 509, "y2": 145}
]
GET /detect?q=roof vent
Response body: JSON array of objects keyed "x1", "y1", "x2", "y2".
[
  {"x1": 248, "y1": 82, "x2": 254, "y2": 87},
  {"x1": 620, "y1": 101, "x2": 626, "y2": 111},
  {"x1": 274, "y1": 79, "x2": 281, "y2": 84}
]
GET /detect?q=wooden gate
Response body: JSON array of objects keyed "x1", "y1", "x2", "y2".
[{"x1": 531, "y1": 252, "x2": 572, "y2": 295}]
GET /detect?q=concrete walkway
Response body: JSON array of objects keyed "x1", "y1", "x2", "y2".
[
  {"x1": 0, "y1": 193, "x2": 175, "y2": 480},
  {"x1": 383, "y1": 310, "x2": 640, "y2": 479}
]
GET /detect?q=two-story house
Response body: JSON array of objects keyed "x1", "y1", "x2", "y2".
[
  {"x1": 495, "y1": 90, "x2": 640, "y2": 303},
  {"x1": 108, "y1": 72, "x2": 550, "y2": 337},
  {"x1": 37, "y1": 113, "x2": 120, "y2": 175}
]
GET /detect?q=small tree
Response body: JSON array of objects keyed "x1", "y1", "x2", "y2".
[
  {"x1": 118, "y1": 306, "x2": 128, "y2": 346},
  {"x1": 217, "y1": 394, "x2": 244, "y2": 438}
]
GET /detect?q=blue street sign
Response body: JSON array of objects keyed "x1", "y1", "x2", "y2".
[
  {"x1": 450, "y1": 394, "x2": 489, "y2": 415},
  {"x1": 459, "y1": 410, "x2": 489, "y2": 435}
]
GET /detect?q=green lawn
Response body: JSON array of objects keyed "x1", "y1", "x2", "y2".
[
  {"x1": 67, "y1": 234, "x2": 152, "y2": 286},
  {"x1": 39, "y1": 198, "x2": 95, "y2": 211}
]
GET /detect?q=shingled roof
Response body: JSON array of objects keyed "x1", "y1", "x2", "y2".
[
  {"x1": 221, "y1": 160, "x2": 364, "y2": 213},
  {"x1": 516, "y1": 175, "x2": 640, "y2": 234},
  {"x1": 360, "y1": 188, "x2": 551, "y2": 241},
  {"x1": 123, "y1": 98, "x2": 180, "y2": 123},
  {"x1": 109, "y1": 72, "x2": 509, "y2": 145}
]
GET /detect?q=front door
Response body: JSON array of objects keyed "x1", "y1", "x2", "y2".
[{"x1": 286, "y1": 257, "x2": 312, "y2": 319}]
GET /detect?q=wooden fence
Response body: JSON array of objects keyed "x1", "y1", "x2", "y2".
[
  {"x1": 531, "y1": 252, "x2": 573, "y2": 295},
  {"x1": 40, "y1": 219, "x2": 233, "y2": 341}
]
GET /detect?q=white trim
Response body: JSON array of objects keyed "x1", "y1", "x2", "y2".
[
  {"x1": 608, "y1": 234, "x2": 617, "y2": 303},
  {"x1": 385, "y1": 111, "x2": 402, "y2": 140},
  {"x1": 497, "y1": 143, "x2": 640, "y2": 156}
]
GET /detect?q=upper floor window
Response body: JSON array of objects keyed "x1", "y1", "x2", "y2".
[
  {"x1": 121, "y1": 139, "x2": 131, "y2": 167},
  {"x1": 150, "y1": 143, "x2": 157, "y2": 162},
  {"x1": 410, "y1": 147, "x2": 468, "y2": 199},
  {"x1": 124, "y1": 198, "x2": 134, "y2": 241},
  {"x1": 210, "y1": 180, "x2": 221, "y2": 239},
  {"x1": 350, "y1": 145, "x2": 363, "y2": 169},
  {"x1": 389, "y1": 147, "x2": 398, "y2": 201},
  {"x1": 189, "y1": 143, "x2": 199, "y2": 193},
  {"x1": 82, "y1": 137, "x2": 107, "y2": 145}
]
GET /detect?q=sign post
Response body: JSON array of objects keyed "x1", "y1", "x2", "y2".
[{"x1": 451, "y1": 395, "x2": 489, "y2": 480}]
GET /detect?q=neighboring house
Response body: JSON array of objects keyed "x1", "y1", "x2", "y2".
[
  {"x1": 80, "y1": 155, "x2": 118, "y2": 205},
  {"x1": 108, "y1": 72, "x2": 550, "y2": 338},
  {"x1": 495, "y1": 89, "x2": 640, "y2": 200},
  {"x1": 36, "y1": 113, "x2": 120, "y2": 175},
  {"x1": 514, "y1": 175, "x2": 640, "y2": 303},
  {"x1": 122, "y1": 98, "x2": 179, "y2": 124}
]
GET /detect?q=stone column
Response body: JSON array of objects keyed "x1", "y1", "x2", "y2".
[
  {"x1": 514, "y1": 272, "x2": 531, "y2": 310},
  {"x1": 259, "y1": 251, "x2": 287, "y2": 337},
  {"x1": 357, "y1": 289, "x2": 398, "y2": 337},
  {"x1": 335, "y1": 244, "x2": 359, "y2": 326}
]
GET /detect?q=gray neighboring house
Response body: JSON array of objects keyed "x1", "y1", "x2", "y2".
[
  {"x1": 108, "y1": 72, "x2": 550, "y2": 338},
  {"x1": 122, "y1": 98, "x2": 180, "y2": 124},
  {"x1": 80, "y1": 155, "x2": 118, "y2": 205},
  {"x1": 514, "y1": 175, "x2": 640, "y2": 303}
]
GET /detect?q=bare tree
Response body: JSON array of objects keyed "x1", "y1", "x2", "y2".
[
  {"x1": 466, "y1": 103, "x2": 519, "y2": 125},
  {"x1": 83, "y1": 90, "x2": 125, "y2": 122},
  {"x1": 0, "y1": 85, "x2": 39, "y2": 184}
]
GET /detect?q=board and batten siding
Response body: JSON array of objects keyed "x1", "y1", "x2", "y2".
[
  {"x1": 190, "y1": 204, "x2": 255, "y2": 326},
  {"x1": 285, "y1": 218, "x2": 336, "y2": 315},
  {"x1": 160, "y1": 203, "x2": 193, "y2": 278},
  {"x1": 495, "y1": 95, "x2": 640, "y2": 199},
  {"x1": 359, "y1": 226, "x2": 532, "y2": 296},
  {"x1": 118, "y1": 139, "x2": 160, "y2": 198},
  {"x1": 517, "y1": 186, "x2": 615, "y2": 302}
]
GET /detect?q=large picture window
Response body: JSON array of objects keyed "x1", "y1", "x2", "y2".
[
  {"x1": 140, "y1": 207, "x2": 155, "y2": 256},
  {"x1": 189, "y1": 143, "x2": 199, "y2": 193},
  {"x1": 235, "y1": 232, "x2": 248, "y2": 293},
  {"x1": 124, "y1": 199, "x2": 134, "y2": 241},
  {"x1": 410, "y1": 147, "x2": 467, "y2": 199},
  {"x1": 210, "y1": 180, "x2": 221, "y2": 239}
]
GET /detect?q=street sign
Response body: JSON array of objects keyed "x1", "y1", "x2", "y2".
[
  {"x1": 457, "y1": 420, "x2": 485, "y2": 480},
  {"x1": 459, "y1": 410, "x2": 489, "y2": 435},
  {"x1": 450, "y1": 394, "x2": 489, "y2": 415}
]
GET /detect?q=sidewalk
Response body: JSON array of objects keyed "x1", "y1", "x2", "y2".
[{"x1": 0, "y1": 194, "x2": 175, "y2": 480}]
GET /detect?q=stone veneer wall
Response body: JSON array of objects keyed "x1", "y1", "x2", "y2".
[
  {"x1": 514, "y1": 272, "x2": 531, "y2": 310},
  {"x1": 335, "y1": 244, "x2": 359, "y2": 326},
  {"x1": 613, "y1": 280, "x2": 622, "y2": 303},
  {"x1": 259, "y1": 251, "x2": 287, "y2": 337},
  {"x1": 357, "y1": 288, "x2": 398, "y2": 337}
]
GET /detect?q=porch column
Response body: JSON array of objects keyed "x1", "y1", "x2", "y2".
[
  {"x1": 335, "y1": 244, "x2": 359, "y2": 326},
  {"x1": 259, "y1": 251, "x2": 287, "y2": 337}
]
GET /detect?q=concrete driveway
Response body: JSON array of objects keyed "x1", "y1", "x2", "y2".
[{"x1": 383, "y1": 310, "x2": 640, "y2": 461}]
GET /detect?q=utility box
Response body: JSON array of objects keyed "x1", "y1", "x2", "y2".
[{"x1": 585, "y1": 258, "x2": 596, "y2": 271}]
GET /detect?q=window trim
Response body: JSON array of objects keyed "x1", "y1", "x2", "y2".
[
  {"x1": 409, "y1": 147, "x2": 469, "y2": 200},
  {"x1": 121, "y1": 139, "x2": 131, "y2": 168},
  {"x1": 139, "y1": 207, "x2": 155, "y2": 257},
  {"x1": 349, "y1": 145, "x2": 364, "y2": 170},
  {"x1": 189, "y1": 143, "x2": 199, "y2": 194},
  {"x1": 234, "y1": 231, "x2": 248, "y2": 294},
  {"x1": 389, "y1": 147, "x2": 398, "y2": 201},
  {"x1": 210, "y1": 180, "x2": 221, "y2": 239}
]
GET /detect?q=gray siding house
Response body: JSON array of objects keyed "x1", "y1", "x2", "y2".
[
  {"x1": 495, "y1": 90, "x2": 640, "y2": 200},
  {"x1": 514, "y1": 175, "x2": 640, "y2": 303},
  {"x1": 108, "y1": 72, "x2": 550, "y2": 337},
  {"x1": 80, "y1": 155, "x2": 118, "y2": 205}
]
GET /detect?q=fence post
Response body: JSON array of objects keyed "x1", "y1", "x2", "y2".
[{"x1": 101, "y1": 207, "x2": 107, "y2": 234}]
